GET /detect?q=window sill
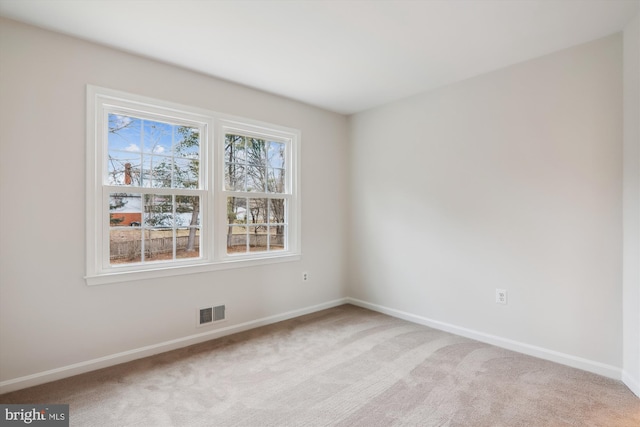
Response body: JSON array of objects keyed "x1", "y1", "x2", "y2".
[{"x1": 85, "y1": 253, "x2": 301, "y2": 286}]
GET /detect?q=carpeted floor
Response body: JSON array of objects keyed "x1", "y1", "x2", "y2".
[{"x1": 1, "y1": 304, "x2": 639, "y2": 426}]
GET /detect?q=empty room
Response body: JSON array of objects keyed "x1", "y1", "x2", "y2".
[{"x1": 1, "y1": 0, "x2": 639, "y2": 425}]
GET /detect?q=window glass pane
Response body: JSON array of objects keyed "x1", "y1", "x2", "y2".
[
  {"x1": 247, "y1": 198, "x2": 268, "y2": 224},
  {"x1": 268, "y1": 141, "x2": 285, "y2": 169},
  {"x1": 108, "y1": 114, "x2": 142, "y2": 152},
  {"x1": 176, "y1": 195, "x2": 201, "y2": 258},
  {"x1": 227, "y1": 225, "x2": 247, "y2": 254},
  {"x1": 246, "y1": 172, "x2": 265, "y2": 192},
  {"x1": 107, "y1": 152, "x2": 141, "y2": 186},
  {"x1": 227, "y1": 197, "x2": 246, "y2": 225},
  {"x1": 269, "y1": 225, "x2": 286, "y2": 251},
  {"x1": 177, "y1": 227, "x2": 200, "y2": 259},
  {"x1": 109, "y1": 193, "x2": 142, "y2": 226},
  {"x1": 245, "y1": 138, "x2": 266, "y2": 192},
  {"x1": 246, "y1": 170, "x2": 265, "y2": 192},
  {"x1": 144, "y1": 156, "x2": 172, "y2": 188},
  {"x1": 143, "y1": 120, "x2": 172, "y2": 155},
  {"x1": 176, "y1": 195, "x2": 200, "y2": 227},
  {"x1": 225, "y1": 134, "x2": 246, "y2": 163},
  {"x1": 174, "y1": 158, "x2": 198, "y2": 189},
  {"x1": 225, "y1": 163, "x2": 246, "y2": 191},
  {"x1": 267, "y1": 168, "x2": 285, "y2": 193},
  {"x1": 144, "y1": 194, "x2": 174, "y2": 228},
  {"x1": 249, "y1": 225, "x2": 268, "y2": 252},
  {"x1": 269, "y1": 199, "x2": 286, "y2": 224},
  {"x1": 110, "y1": 227, "x2": 141, "y2": 264},
  {"x1": 108, "y1": 193, "x2": 142, "y2": 268},
  {"x1": 145, "y1": 228, "x2": 174, "y2": 262},
  {"x1": 175, "y1": 127, "x2": 199, "y2": 159}
]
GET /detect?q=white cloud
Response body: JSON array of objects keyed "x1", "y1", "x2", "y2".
[
  {"x1": 110, "y1": 114, "x2": 133, "y2": 129},
  {"x1": 153, "y1": 146, "x2": 165, "y2": 154},
  {"x1": 124, "y1": 144, "x2": 140, "y2": 152}
]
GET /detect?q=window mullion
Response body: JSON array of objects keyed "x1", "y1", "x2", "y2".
[
  {"x1": 222, "y1": 190, "x2": 290, "y2": 199},
  {"x1": 103, "y1": 185, "x2": 204, "y2": 196}
]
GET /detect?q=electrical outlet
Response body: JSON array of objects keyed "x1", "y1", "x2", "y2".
[
  {"x1": 496, "y1": 289, "x2": 507, "y2": 305},
  {"x1": 302, "y1": 272, "x2": 309, "y2": 282}
]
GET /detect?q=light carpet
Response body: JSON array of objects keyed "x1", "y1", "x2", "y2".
[{"x1": 1, "y1": 304, "x2": 639, "y2": 426}]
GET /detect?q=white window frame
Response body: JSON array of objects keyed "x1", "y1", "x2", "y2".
[
  {"x1": 217, "y1": 121, "x2": 298, "y2": 260},
  {"x1": 86, "y1": 86, "x2": 301, "y2": 285}
]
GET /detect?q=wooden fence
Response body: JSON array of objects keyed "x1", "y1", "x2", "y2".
[
  {"x1": 110, "y1": 236, "x2": 199, "y2": 260},
  {"x1": 110, "y1": 234, "x2": 284, "y2": 260}
]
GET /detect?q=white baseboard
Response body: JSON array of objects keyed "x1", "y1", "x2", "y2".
[
  {"x1": 0, "y1": 298, "x2": 348, "y2": 395},
  {"x1": 622, "y1": 370, "x2": 640, "y2": 397},
  {"x1": 2, "y1": 297, "x2": 631, "y2": 396},
  {"x1": 346, "y1": 297, "x2": 623, "y2": 381}
]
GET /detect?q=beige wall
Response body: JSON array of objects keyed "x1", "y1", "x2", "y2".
[
  {"x1": 348, "y1": 34, "x2": 623, "y2": 372},
  {"x1": 623, "y1": 12, "x2": 640, "y2": 396},
  {"x1": 0, "y1": 18, "x2": 349, "y2": 390}
]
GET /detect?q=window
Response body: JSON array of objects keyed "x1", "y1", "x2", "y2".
[
  {"x1": 223, "y1": 130, "x2": 288, "y2": 255},
  {"x1": 87, "y1": 86, "x2": 300, "y2": 285},
  {"x1": 106, "y1": 113, "x2": 204, "y2": 265}
]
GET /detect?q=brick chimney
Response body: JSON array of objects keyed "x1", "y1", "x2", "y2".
[{"x1": 124, "y1": 163, "x2": 132, "y2": 185}]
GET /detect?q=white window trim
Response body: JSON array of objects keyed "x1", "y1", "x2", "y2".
[{"x1": 86, "y1": 86, "x2": 301, "y2": 286}]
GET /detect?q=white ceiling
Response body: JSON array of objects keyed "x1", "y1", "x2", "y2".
[{"x1": 0, "y1": 0, "x2": 638, "y2": 114}]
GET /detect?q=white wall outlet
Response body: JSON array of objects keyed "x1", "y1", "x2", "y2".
[
  {"x1": 496, "y1": 289, "x2": 507, "y2": 305},
  {"x1": 302, "y1": 272, "x2": 309, "y2": 282}
]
